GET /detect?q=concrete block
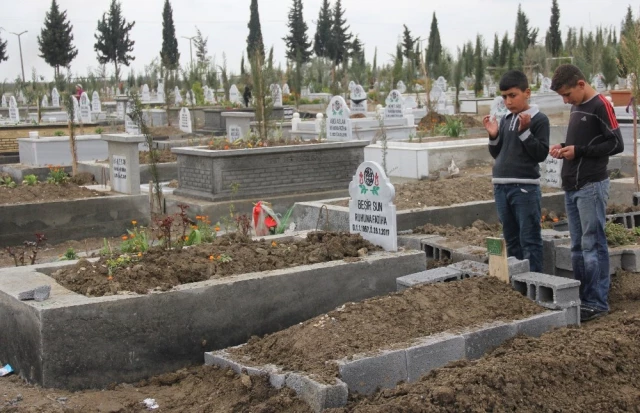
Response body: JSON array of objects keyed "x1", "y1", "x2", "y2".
[
  {"x1": 397, "y1": 234, "x2": 433, "y2": 251},
  {"x1": 622, "y1": 247, "x2": 640, "y2": 272},
  {"x1": 513, "y1": 310, "x2": 567, "y2": 337},
  {"x1": 555, "y1": 244, "x2": 572, "y2": 271},
  {"x1": 541, "y1": 230, "x2": 571, "y2": 275},
  {"x1": 507, "y1": 257, "x2": 530, "y2": 277},
  {"x1": 452, "y1": 245, "x2": 488, "y2": 263},
  {"x1": 204, "y1": 349, "x2": 269, "y2": 377},
  {"x1": 511, "y1": 272, "x2": 580, "y2": 310},
  {"x1": 285, "y1": 372, "x2": 348, "y2": 412},
  {"x1": 634, "y1": 192, "x2": 640, "y2": 206},
  {"x1": 405, "y1": 334, "x2": 465, "y2": 382},
  {"x1": 563, "y1": 305, "x2": 581, "y2": 327},
  {"x1": 396, "y1": 267, "x2": 462, "y2": 291},
  {"x1": 421, "y1": 237, "x2": 452, "y2": 262},
  {"x1": 337, "y1": 349, "x2": 407, "y2": 395},
  {"x1": 462, "y1": 322, "x2": 517, "y2": 360},
  {"x1": 448, "y1": 260, "x2": 489, "y2": 278}
]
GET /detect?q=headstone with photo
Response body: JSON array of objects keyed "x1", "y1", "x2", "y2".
[
  {"x1": 141, "y1": 84, "x2": 150, "y2": 102},
  {"x1": 326, "y1": 96, "x2": 352, "y2": 140},
  {"x1": 350, "y1": 84, "x2": 368, "y2": 114},
  {"x1": 179, "y1": 107, "x2": 193, "y2": 133},
  {"x1": 490, "y1": 96, "x2": 509, "y2": 123},
  {"x1": 396, "y1": 81, "x2": 406, "y2": 94},
  {"x1": 1, "y1": 94, "x2": 6, "y2": 107},
  {"x1": 541, "y1": 155, "x2": 563, "y2": 188},
  {"x1": 282, "y1": 83, "x2": 290, "y2": 95},
  {"x1": 270, "y1": 84, "x2": 283, "y2": 107},
  {"x1": 174, "y1": 87, "x2": 183, "y2": 105},
  {"x1": 348, "y1": 161, "x2": 397, "y2": 251},
  {"x1": 228, "y1": 124, "x2": 242, "y2": 142},
  {"x1": 41, "y1": 95, "x2": 49, "y2": 108},
  {"x1": 229, "y1": 84, "x2": 241, "y2": 104},
  {"x1": 384, "y1": 90, "x2": 404, "y2": 119},
  {"x1": 91, "y1": 91, "x2": 101, "y2": 113},
  {"x1": 8, "y1": 96, "x2": 19, "y2": 123},
  {"x1": 79, "y1": 92, "x2": 92, "y2": 123}
]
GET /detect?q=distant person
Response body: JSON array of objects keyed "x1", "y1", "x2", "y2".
[
  {"x1": 75, "y1": 84, "x2": 84, "y2": 100},
  {"x1": 483, "y1": 70, "x2": 550, "y2": 273},
  {"x1": 549, "y1": 64, "x2": 624, "y2": 322},
  {"x1": 243, "y1": 85, "x2": 252, "y2": 107}
]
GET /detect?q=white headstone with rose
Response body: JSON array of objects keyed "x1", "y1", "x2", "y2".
[
  {"x1": 384, "y1": 90, "x2": 404, "y2": 119},
  {"x1": 326, "y1": 96, "x2": 352, "y2": 141},
  {"x1": 179, "y1": 107, "x2": 193, "y2": 133},
  {"x1": 349, "y1": 161, "x2": 397, "y2": 251}
]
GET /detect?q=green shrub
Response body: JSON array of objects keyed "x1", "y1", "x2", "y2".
[
  {"x1": 22, "y1": 174, "x2": 38, "y2": 185},
  {"x1": 53, "y1": 131, "x2": 65, "y2": 137},
  {"x1": 437, "y1": 117, "x2": 466, "y2": 138},
  {"x1": 95, "y1": 127, "x2": 104, "y2": 134},
  {"x1": 0, "y1": 175, "x2": 17, "y2": 188}
]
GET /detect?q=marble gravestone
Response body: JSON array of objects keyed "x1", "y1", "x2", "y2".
[
  {"x1": 384, "y1": 90, "x2": 404, "y2": 119},
  {"x1": 282, "y1": 84, "x2": 290, "y2": 95},
  {"x1": 8, "y1": 96, "x2": 19, "y2": 123},
  {"x1": 79, "y1": 92, "x2": 92, "y2": 123},
  {"x1": 396, "y1": 81, "x2": 407, "y2": 94},
  {"x1": 270, "y1": 84, "x2": 283, "y2": 107},
  {"x1": 541, "y1": 155, "x2": 563, "y2": 189},
  {"x1": 326, "y1": 96, "x2": 352, "y2": 140},
  {"x1": 1, "y1": 95, "x2": 6, "y2": 107},
  {"x1": 174, "y1": 86, "x2": 183, "y2": 105},
  {"x1": 141, "y1": 84, "x2": 151, "y2": 102},
  {"x1": 348, "y1": 161, "x2": 397, "y2": 251},
  {"x1": 41, "y1": 95, "x2": 49, "y2": 108},
  {"x1": 52, "y1": 88, "x2": 60, "y2": 107},
  {"x1": 91, "y1": 91, "x2": 101, "y2": 113},
  {"x1": 229, "y1": 85, "x2": 241, "y2": 104},
  {"x1": 490, "y1": 96, "x2": 509, "y2": 123},
  {"x1": 179, "y1": 107, "x2": 193, "y2": 134},
  {"x1": 350, "y1": 84, "x2": 368, "y2": 114}
]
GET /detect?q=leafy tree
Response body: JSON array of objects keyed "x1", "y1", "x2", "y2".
[
  {"x1": 313, "y1": 0, "x2": 332, "y2": 58},
  {"x1": 94, "y1": 0, "x2": 135, "y2": 84},
  {"x1": 601, "y1": 45, "x2": 619, "y2": 88},
  {"x1": 0, "y1": 33, "x2": 7, "y2": 64},
  {"x1": 426, "y1": 12, "x2": 442, "y2": 74},
  {"x1": 194, "y1": 27, "x2": 208, "y2": 63},
  {"x1": 619, "y1": 5, "x2": 635, "y2": 76},
  {"x1": 283, "y1": 0, "x2": 312, "y2": 63},
  {"x1": 402, "y1": 25, "x2": 415, "y2": 61},
  {"x1": 350, "y1": 36, "x2": 364, "y2": 64},
  {"x1": 474, "y1": 35, "x2": 484, "y2": 95},
  {"x1": 499, "y1": 32, "x2": 510, "y2": 67},
  {"x1": 38, "y1": 0, "x2": 78, "y2": 77},
  {"x1": 160, "y1": 0, "x2": 179, "y2": 69},
  {"x1": 545, "y1": 0, "x2": 562, "y2": 56},
  {"x1": 327, "y1": 0, "x2": 351, "y2": 66},
  {"x1": 247, "y1": 0, "x2": 265, "y2": 60}
]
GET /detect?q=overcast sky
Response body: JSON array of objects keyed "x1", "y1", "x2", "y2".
[{"x1": 0, "y1": 0, "x2": 636, "y2": 82}]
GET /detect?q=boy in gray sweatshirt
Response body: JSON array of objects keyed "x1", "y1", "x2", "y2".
[{"x1": 483, "y1": 70, "x2": 550, "y2": 272}]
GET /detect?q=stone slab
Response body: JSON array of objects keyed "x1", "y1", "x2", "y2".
[
  {"x1": 396, "y1": 267, "x2": 462, "y2": 291},
  {"x1": 462, "y1": 321, "x2": 517, "y2": 360},
  {"x1": 513, "y1": 310, "x2": 567, "y2": 337},
  {"x1": 405, "y1": 333, "x2": 465, "y2": 382},
  {"x1": 337, "y1": 349, "x2": 407, "y2": 395}
]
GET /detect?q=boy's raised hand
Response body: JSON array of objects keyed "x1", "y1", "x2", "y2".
[
  {"x1": 518, "y1": 113, "x2": 531, "y2": 131},
  {"x1": 483, "y1": 115, "x2": 499, "y2": 138}
]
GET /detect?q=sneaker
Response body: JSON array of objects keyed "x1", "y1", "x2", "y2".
[{"x1": 580, "y1": 306, "x2": 608, "y2": 323}]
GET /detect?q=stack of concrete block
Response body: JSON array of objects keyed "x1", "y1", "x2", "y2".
[
  {"x1": 541, "y1": 229, "x2": 571, "y2": 275},
  {"x1": 555, "y1": 244, "x2": 637, "y2": 276},
  {"x1": 396, "y1": 257, "x2": 530, "y2": 291},
  {"x1": 511, "y1": 272, "x2": 580, "y2": 325},
  {"x1": 609, "y1": 212, "x2": 640, "y2": 229}
]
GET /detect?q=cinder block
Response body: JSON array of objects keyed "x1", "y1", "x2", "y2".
[
  {"x1": 511, "y1": 272, "x2": 580, "y2": 310},
  {"x1": 541, "y1": 230, "x2": 571, "y2": 275},
  {"x1": 555, "y1": 245, "x2": 572, "y2": 271},
  {"x1": 285, "y1": 372, "x2": 348, "y2": 412},
  {"x1": 513, "y1": 310, "x2": 567, "y2": 337},
  {"x1": 397, "y1": 234, "x2": 434, "y2": 251},
  {"x1": 452, "y1": 245, "x2": 488, "y2": 263},
  {"x1": 405, "y1": 334, "x2": 465, "y2": 382},
  {"x1": 396, "y1": 267, "x2": 462, "y2": 291},
  {"x1": 507, "y1": 257, "x2": 530, "y2": 277},
  {"x1": 633, "y1": 192, "x2": 640, "y2": 206},
  {"x1": 421, "y1": 237, "x2": 452, "y2": 262},
  {"x1": 337, "y1": 349, "x2": 407, "y2": 395},
  {"x1": 563, "y1": 305, "x2": 581, "y2": 327},
  {"x1": 462, "y1": 322, "x2": 517, "y2": 360},
  {"x1": 204, "y1": 349, "x2": 269, "y2": 377},
  {"x1": 448, "y1": 260, "x2": 489, "y2": 278},
  {"x1": 622, "y1": 248, "x2": 640, "y2": 272}
]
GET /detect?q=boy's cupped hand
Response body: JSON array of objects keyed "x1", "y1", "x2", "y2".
[{"x1": 483, "y1": 115, "x2": 499, "y2": 138}]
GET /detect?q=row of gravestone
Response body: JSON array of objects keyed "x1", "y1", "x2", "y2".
[{"x1": 2, "y1": 91, "x2": 97, "y2": 124}]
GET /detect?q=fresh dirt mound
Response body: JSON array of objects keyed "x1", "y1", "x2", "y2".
[
  {"x1": 0, "y1": 182, "x2": 108, "y2": 206},
  {"x1": 68, "y1": 172, "x2": 96, "y2": 186},
  {"x1": 139, "y1": 148, "x2": 177, "y2": 164},
  {"x1": 608, "y1": 203, "x2": 640, "y2": 214},
  {"x1": 418, "y1": 112, "x2": 447, "y2": 131},
  {"x1": 413, "y1": 220, "x2": 502, "y2": 247},
  {"x1": 230, "y1": 277, "x2": 543, "y2": 383},
  {"x1": 51, "y1": 232, "x2": 379, "y2": 297},
  {"x1": 1, "y1": 365, "x2": 312, "y2": 413},
  {"x1": 328, "y1": 270, "x2": 640, "y2": 412}
]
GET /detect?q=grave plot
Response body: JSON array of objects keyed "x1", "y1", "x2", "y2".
[
  {"x1": 0, "y1": 231, "x2": 425, "y2": 390},
  {"x1": 207, "y1": 275, "x2": 577, "y2": 411}
]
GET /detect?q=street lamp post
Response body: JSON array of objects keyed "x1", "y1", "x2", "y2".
[
  {"x1": 181, "y1": 36, "x2": 195, "y2": 69},
  {"x1": 10, "y1": 30, "x2": 28, "y2": 82}
]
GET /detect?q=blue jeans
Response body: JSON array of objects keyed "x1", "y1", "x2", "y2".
[
  {"x1": 565, "y1": 179, "x2": 610, "y2": 311},
  {"x1": 494, "y1": 184, "x2": 543, "y2": 272}
]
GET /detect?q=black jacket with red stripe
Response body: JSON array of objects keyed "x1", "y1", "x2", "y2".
[{"x1": 561, "y1": 94, "x2": 624, "y2": 191}]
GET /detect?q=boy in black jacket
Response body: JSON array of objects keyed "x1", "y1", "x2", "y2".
[
  {"x1": 483, "y1": 70, "x2": 550, "y2": 273},
  {"x1": 549, "y1": 64, "x2": 624, "y2": 322}
]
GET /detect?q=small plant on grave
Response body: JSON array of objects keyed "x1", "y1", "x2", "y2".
[
  {"x1": 210, "y1": 253, "x2": 233, "y2": 263},
  {"x1": 154, "y1": 215, "x2": 175, "y2": 250},
  {"x1": 0, "y1": 175, "x2": 17, "y2": 188},
  {"x1": 95, "y1": 127, "x2": 104, "y2": 134},
  {"x1": 274, "y1": 205, "x2": 295, "y2": 235},
  {"x1": 58, "y1": 247, "x2": 78, "y2": 261},
  {"x1": 53, "y1": 130, "x2": 65, "y2": 137},
  {"x1": 106, "y1": 253, "x2": 135, "y2": 276},
  {"x1": 22, "y1": 174, "x2": 38, "y2": 186},
  {"x1": 46, "y1": 166, "x2": 69, "y2": 185},
  {"x1": 4, "y1": 233, "x2": 47, "y2": 267},
  {"x1": 605, "y1": 221, "x2": 636, "y2": 247},
  {"x1": 234, "y1": 213, "x2": 252, "y2": 238},
  {"x1": 175, "y1": 203, "x2": 196, "y2": 247},
  {"x1": 437, "y1": 116, "x2": 466, "y2": 138},
  {"x1": 220, "y1": 183, "x2": 240, "y2": 233},
  {"x1": 120, "y1": 220, "x2": 150, "y2": 254},
  {"x1": 186, "y1": 215, "x2": 218, "y2": 246}
]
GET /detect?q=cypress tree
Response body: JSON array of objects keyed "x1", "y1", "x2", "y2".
[
  {"x1": 247, "y1": 0, "x2": 265, "y2": 60},
  {"x1": 464, "y1": 40, "x2": 474, "y2": 76},
  {"x1": 372, "y1": 47, "x2": 378, "y2": 81},
  {"x1": 267, "y1": 46, "x2": 274, "y2": 70},
  {"x1": 194, "y1": 27, "x2": 208, "y2": 63},
  {"x1": 546, "y1": 0, "x2": 562, "y2": 56},
  {"x1": 313, "y1": 0, "x2": 332, "y2": 58},
  {"x1": 426, "y1": 12, "x2": 442, "y2": 74},
  {"x1": 350, "y1": 36, "x2": 364, "y2": 65},
  {"x1": 240, "y1": 54, "x2": 246, "y2": 76},
  {"x1": 402, "y1": 25, "x2": 415, "y2": 61},
  {"x1": 283, "y1": 0, "x2": 312, "y2": 63},
  {"x1": 499, "y1": 32, "x2": 510, "y2": 67},
  {"x1": 564, "y1": 28, "x2": 573, "y2": 54},
  {"x1": 38, "y1": 0, "x2": 78, "y2": 77},
  {"x1": 94, "y1": 0, "x2": 135, "y2": 84},
  {"x1": 328, "y1": 0, "x2": 351, "y2": 66},
  {"x1": 0, "y1": 34, "x2": 7, "y2": 64},
  {"x1": 514, "y1": 4, "x2": 530, "y2": 55},
  {"x1": 491, "y1": 33, "x2": 500, "y2": 66},
  {"x1": 474, "y1": 35, "x2": 484, "y2": 95},
  {"x1": 160, "y1": 0, "x2": 180, "y2": 70},
  {"x1": 621, "y1": 5, "x2": 634, "y2": 37}
]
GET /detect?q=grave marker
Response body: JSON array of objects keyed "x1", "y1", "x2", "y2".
[
  {"x1": 326, "y1": 96, "x2": 352, "y2": 140},
  {"x1": 396, "y1": 81, "x2": 406, "y2": 94},
  {"x1": 350, "y1": 84, "x2": 368, "y2": 114},
  {"x1": 205, "y1": 87, "x2": 215, "y2": 104},
  {"x1": 51, "y1": 88, "x2": 60, "y2": 107},
  {"x1": 228, "y1": 124, "x2": 242, "y2": 142},
  {"x1": 174, "y1": 86, "x2": 182, "y2": 105},
  {"x1": 91, "y1": 91, "x2": 101, "y2": 113},
  {"x1": 270, "y1": 84, "x2": 283, "y2": 107},
  {"x1": 282, "y1": 83, "x2": 290, "y2": 95},
  {"x1": 103, "y1": 134, "x2": 145, "y2": 195},
  {"x1": 124, "y1": 101, "x2": 140, "y2": 134},
  {"x1": 79, "y1": 92, "x2": 92, "y2": 123},
  {"x1": 157, "y1": 79, "x2": 165, "y2": 103},
  {"x1": 71, "y1": 96, "x2": 80, "y2": 123},
  {"x1": 229, "y1": 84, "x2": 241, "y2": 104},
  {"x1": 435, "y1": 76, "x2": 447, "y2": 91},
  {"x1": 486, "y1": 237, "x2": 509, "y2": 283},
  {"x1": 8, "y1": 96, "x2": 19, "y2": 123},
  {"x1": 541, "y1": 155, "x2": 563, "y2": 188},
  {"x1": 141, "y1": 84, "x2": 150, "y2": 102},
  {"x1": 404, "y1": 96, "x2": 417, "y2": 110},
  {"x1": 179, "y1": 107, "x2": 193, "y2": 133},
  {"x1": 540, "y1": 77, "x2": 552, "y2": 93},
  {"x1": 348, "y1": 80, "x2": 356, "y2": 92},
  {"x1": 41, "y1": 95, "x2": 49, "y2": 108},
  {"x1": 18, "y1": 91, "x2": 26, "y2": 105},
  {"x1": 283, "y1": 106, "x2": 294, "y2": 121},
  {"x1": 116, "y1": 101, "x2": 125, "y2": 120},
  {"x1": 384, "y1": 90, "x2": 404, "y2": 118},
  {"x1": 490, "y1": 96, "x2": 509, "y2": 123},
  {"x1": 349, "y1": 161, "x2": 397, "y2": 251},
  {"x1": 1, "y1": 95, "x2": 6, "y2": 107}
]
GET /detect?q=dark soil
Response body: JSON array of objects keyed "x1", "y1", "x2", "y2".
[
  {"x1": 0, "y1": 182, "x2": 108, "y2": 206},
  {"x1": 608, "y1": 203, "x2": 640, "y2": 214},
  {"x1": 230, "y1": 277, "x2": 544, "y2": 383},
  {"x1": 207, "y1": 136, "x2": 320, "y2": 150},
  {"x1": 139, "y1": 148, "x2": 177, "y2": 164},
  {"x1": 417, "y1": 113, "x2": 483, "y2": 132},
  {"x1": 50, "y1": 232, "x2": 380, "y2": 297},
  {"x1": 412, "y1": 220, "x2": 502, "y2": 248},
  {"x1": 329, "y1": 270, "x2": 640, "y2": 413}
]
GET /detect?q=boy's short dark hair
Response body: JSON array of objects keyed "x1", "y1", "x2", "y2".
[
  {"x1": 499, "y1": 70, "x2": 529, "y2": 92},
  {"x1": 551, "y1": 64, "x2": 586, "y2": 91}
]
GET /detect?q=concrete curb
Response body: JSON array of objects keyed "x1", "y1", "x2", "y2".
[{"x1": 555, "y1": 244, "x2": 628, "y2": 275}]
